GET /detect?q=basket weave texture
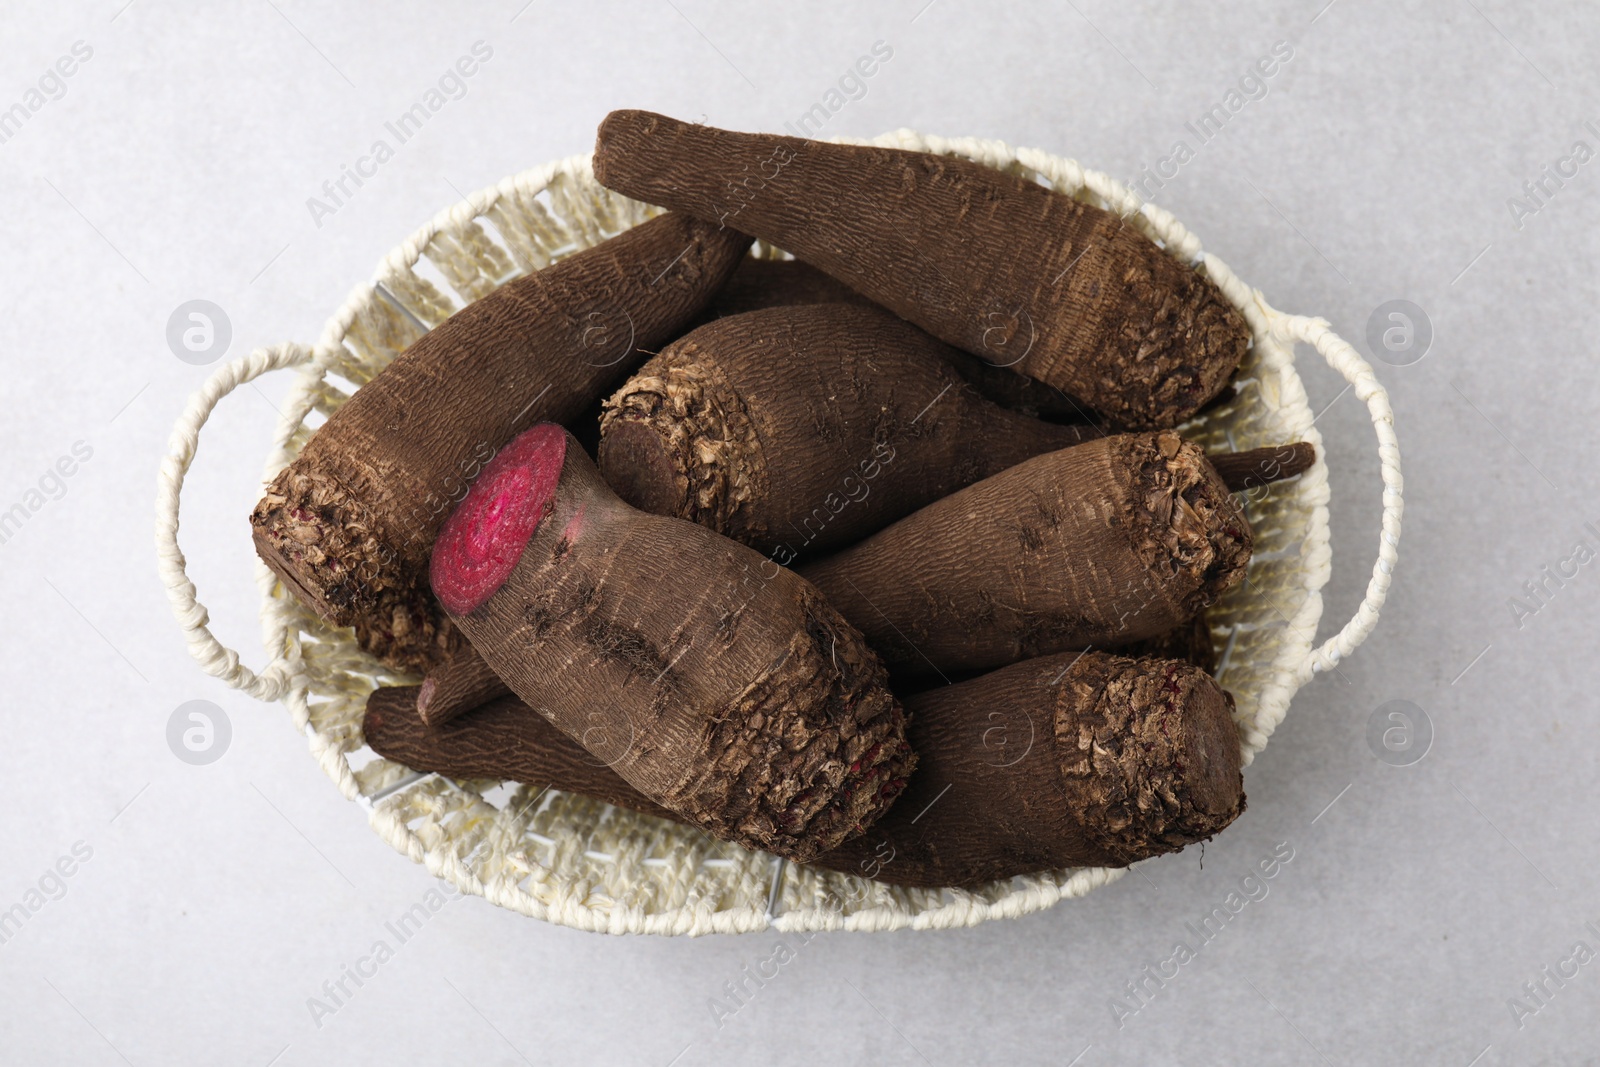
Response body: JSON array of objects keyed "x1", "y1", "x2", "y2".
[{"x1": 156, "y1": 132, "x2": 1402, "y2": 935}]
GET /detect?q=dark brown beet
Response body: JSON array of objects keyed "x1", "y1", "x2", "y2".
[
  {"x1": 592, "y1": 110, "x2": 1250, "y2": 430},
  {"x1": 428, "y1": 423, "x2": 913, "y2": 863},
  {"x1": 797, "y1": 432, "x2": 1253, "y2": 679},
  {"x1": 598, "y1": 303, "x2": 1096, "y2": 557},
  {"x1": 250, "y1": 213, "x2": 752, "y2": 673}
]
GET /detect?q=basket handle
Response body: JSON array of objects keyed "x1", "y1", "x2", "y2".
[
  {"x1": 1272, "y1": 314, "x2": 1404, "y2": 683},
  {"x1": 156, "y1": 342, "x2": 315, "y2": 702}
]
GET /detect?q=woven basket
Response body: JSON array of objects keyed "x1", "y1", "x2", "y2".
[{"x1": 156, "y1": 132, "x2": 1403, "y2": 935}]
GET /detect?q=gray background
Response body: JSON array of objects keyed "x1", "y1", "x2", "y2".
[{"x1": 1, "y1": 1, "x2": 1594, "y2": 1064}]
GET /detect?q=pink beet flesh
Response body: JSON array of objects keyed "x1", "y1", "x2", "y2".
[{"x1": 431, "y1": 423, "x2": 567, "y2": 614}]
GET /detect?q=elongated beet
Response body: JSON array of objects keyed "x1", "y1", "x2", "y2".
[
  {"x1": 416, "y1": 646, "x2": 508, "y2": 727},
  {"x1": 1209, "y1": 441, "x2": 1315, "y2": 493},
  {"x1": 820, "y1": 651, "x2": 1244, "y2": 886},
  {"x1": 708, "y1": 260, "x2": 1091, "y2": 423},
  {"x1": 250, "y1": 213, "x2": 752, "y2": 674},
  {"x1": 364, "y1": 649, "x2": 1244, "y2": 887},
  {"x1": 429, "y1": 423, "x2": 914, "y2": 862},
  {"x1": 592, "y1": 110, "x2": 1250, "y2": 429},
  {"x1": 598, "y1": 303, "x2": 1096, "y2": 556},
  {"x1": 797, "y1": 432, "x2": 1252, "y2": 678},
  {"x1": 365, "y1": 687, "x2": 681, "y2": 821}
]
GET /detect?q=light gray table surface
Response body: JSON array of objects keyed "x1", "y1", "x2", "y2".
[{"x1": 2, "y1": 2, "x2": 1595, "y2": 1064}]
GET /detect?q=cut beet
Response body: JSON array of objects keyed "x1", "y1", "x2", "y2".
[
  {"x1": 431, "y1": 423, "x2": 567, "y2": 615},
  {"x1": 426, "y1": 424, "x2": 914, "y2": 862}
]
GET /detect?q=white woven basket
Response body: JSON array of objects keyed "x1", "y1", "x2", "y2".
[{"x1": 156, "y1": 132, "x2": 1402, "y2": 935}]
